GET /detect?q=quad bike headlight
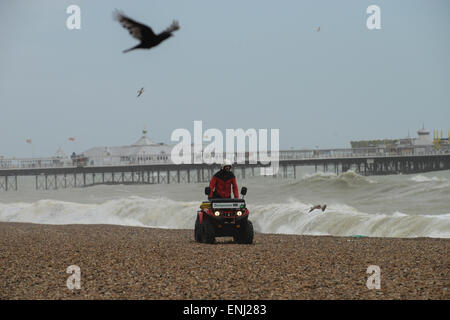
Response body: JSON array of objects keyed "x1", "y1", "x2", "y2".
[
  {"x1": 236, "y1": 211, "x2": 242, "y2": 216},
  {"x1": 214, "y1": 211, "x2": 221, "y2": 216}
]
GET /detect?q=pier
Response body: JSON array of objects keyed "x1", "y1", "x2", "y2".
[
  {"x1": 0, "y1": 162, "x2": 268, "y2": 191},
  {"x1": 278, "y1": 153, "x2": 450, "y2": 178},
  {"x1": 1, "y1": 150, "x2": 449, "y2": 191}
]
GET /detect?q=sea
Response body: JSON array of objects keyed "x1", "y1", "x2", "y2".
[{"x1": 1, "y1": 167, "x2": 449, "y2": 238}]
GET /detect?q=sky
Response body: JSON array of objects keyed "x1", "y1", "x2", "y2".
[{"x1": 0, "y1": 0, "x2": 449, "y2": 158}]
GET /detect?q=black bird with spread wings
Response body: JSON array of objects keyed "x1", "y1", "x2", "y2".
[{"x1": 114, "y1": 10, "x2": 180, "y2": 53}]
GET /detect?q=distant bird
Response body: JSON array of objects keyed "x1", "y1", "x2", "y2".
[
  {"x1": 114, "y1": 10, "x2": 180, "y2": 53},
  {"x1": 137, "y1": 87, "x2": 144, "y2": 97},
  {"x1": 308, "y1": 204, "x2": 327, "y2": 213}
]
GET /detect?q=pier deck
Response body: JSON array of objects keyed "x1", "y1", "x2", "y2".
[{"x1": 1, "y1": 153, "x2": 449, "y2": 191}]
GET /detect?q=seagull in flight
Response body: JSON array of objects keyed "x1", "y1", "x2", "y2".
[
  {"x1": 137, "y1": 87, "x2": 144, "y2": 97},
  {"x1": 308, "y1": 204, "x2": 327, "y2": 213},
  {"x1": 114, "y1": 10, "x2": 180, "y2": 53}
]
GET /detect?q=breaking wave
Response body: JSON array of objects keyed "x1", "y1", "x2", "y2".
[
  {"x1": 1, "y1": 196, "x2": 449, "y2": 239},
  {"x1": 295, "y1": 171, "x2": 376, "y2": 188}
]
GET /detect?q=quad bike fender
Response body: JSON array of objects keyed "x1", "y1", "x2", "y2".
[{"x1": 197, "y1": 211, "x2": 205, "y2": 224}]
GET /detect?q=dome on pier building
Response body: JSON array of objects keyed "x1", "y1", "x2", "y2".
[{"x1": 414, "y1": 125, "x2": 433, "y2": 146}]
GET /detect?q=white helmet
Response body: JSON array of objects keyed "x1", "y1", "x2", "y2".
[{"x1": 221, "y1": 159, "x2": 233, "y2": 168}]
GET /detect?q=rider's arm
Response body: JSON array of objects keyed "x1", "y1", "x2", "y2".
[
  {"x1": 209, "y1": 176, "x2": 217, "y2": 198},
  {"x1": 232, "y1": 177, "x2": 239, "y2": 198}
]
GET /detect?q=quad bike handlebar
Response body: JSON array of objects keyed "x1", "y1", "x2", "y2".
[{"x1": 204, "y1": 186, "x2": 247, "y2": 199}]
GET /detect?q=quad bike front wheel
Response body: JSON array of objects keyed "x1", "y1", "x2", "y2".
[
  {"x1": 194, "y1": 216, "x2": 202, "y2": 242},
  {"x1": 200, "y1": 218, "x2": 216, "y2": 244},
  {"x1": 234, "y1": 220, "x2": 254, "y2": 244}
]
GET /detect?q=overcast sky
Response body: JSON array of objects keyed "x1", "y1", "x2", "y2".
[{"x1": 1, "y1": 0, "x2": 449, "y2": 158}]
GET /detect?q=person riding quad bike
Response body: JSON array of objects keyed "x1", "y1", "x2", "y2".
[
  {"x1": 194, "y1": 159, "x2": 254, "y2": 244},
  {"x1": 208, "y1": 159, "x2": 239, "y2": 199}
]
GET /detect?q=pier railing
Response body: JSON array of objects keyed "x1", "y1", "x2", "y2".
[{"x1": 1, "y1": 146, "x2": 448, "y2": 169}]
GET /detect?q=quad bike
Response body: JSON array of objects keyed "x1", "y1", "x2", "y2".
[{"x1": 194, "y1": 186, "x2": 254, "y2": 244}]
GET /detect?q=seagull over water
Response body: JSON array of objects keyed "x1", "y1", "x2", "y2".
[
  {"x1": 137, "y1": 87, "x2": 144, "y2": 97},
  {"x1": 308, "y1": 204, "x2": 327, "y2": 213},
  {"x1": 114, "y1": 10, "x2": 180, "y2": 53}
]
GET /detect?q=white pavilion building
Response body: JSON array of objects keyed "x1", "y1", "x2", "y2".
[{"x1": 82, "y1": 130, "x2": 173, "y2": 166}]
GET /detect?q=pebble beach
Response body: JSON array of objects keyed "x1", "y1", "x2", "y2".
[{"x1": 0, "y1": 222, "x2": 448, "y2": 300}]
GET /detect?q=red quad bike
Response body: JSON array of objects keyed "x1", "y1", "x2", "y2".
[{"x1": 195, "y1": 186, "x2": 254, "y2": 244}]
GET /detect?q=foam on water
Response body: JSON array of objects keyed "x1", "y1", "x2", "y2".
[{"x1": 410, "y1": 175, "x2": 448, "y2": 183}]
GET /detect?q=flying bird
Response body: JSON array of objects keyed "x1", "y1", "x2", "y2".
[
  {"x1": 308, "y1": 204, "x2": 327, "y2": 213},
  {"x1": 137, "y1": 87, "x2": 144, "y2": 97},
  {"x1": 114, "y1": 10, "x2": 180, "y2": 53}
]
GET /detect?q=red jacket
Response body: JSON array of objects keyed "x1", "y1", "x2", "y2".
[{"x1": 209, "y1": 169, "x2": 239, "y2": 199}]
